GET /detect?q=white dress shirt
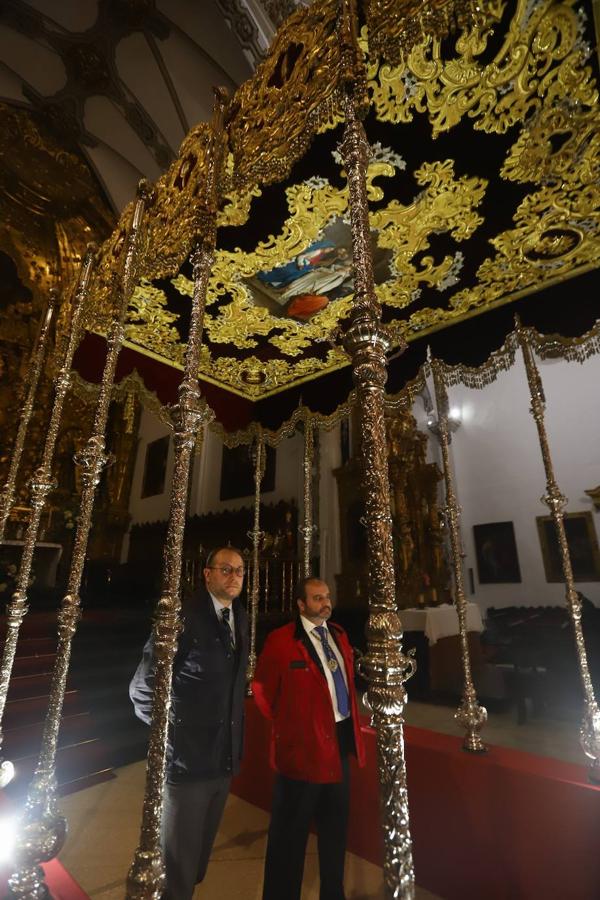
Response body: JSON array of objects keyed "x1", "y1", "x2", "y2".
[
  {"x1": 300, "y1": 615, "x2": 349, "y2": 722},
  {"x1": 210, "y1": 592, "x2": 235, "y2": 647}
]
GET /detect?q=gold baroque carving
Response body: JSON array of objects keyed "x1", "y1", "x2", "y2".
[
  {"x1": 366, "y1": 0, "x2": 484, "y2": 67},
  {"x1": 227, "y1": 0, "x2": 345, "y2": 188},
  {"x1": 368, "y1": 1, "x2": 595, "y2": 137},
  {"x1": 197, "y1": 345, "x2": 348, "y2": 400}
]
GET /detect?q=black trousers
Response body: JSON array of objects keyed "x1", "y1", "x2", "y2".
[
  {"x1": 161, "y1": 774, "x2": 232, "y2": 900},
  {"x1": 262, "y1": 719, "x2": 354, "y2": 900}
]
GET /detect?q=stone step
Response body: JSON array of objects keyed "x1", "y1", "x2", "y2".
[
  {"x1": 4, "y1": 689, "x2": 84, "y2": 729},
  {"x1": 3, "y1": 711, "x2": 94, "y2": 760},
  {"x1": 5, "y1": 737, "x2": 113, "y2": 803},
  {"x1": 12, "y1": 652, "x2": 56, "y2": 678}
]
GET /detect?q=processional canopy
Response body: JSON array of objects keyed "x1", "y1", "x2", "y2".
[{"x1": 84, "y1": 0, "x2": 599, "y2": 411}]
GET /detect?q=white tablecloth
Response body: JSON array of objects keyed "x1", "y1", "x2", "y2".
[{"x1": 400, "y1": 602, "x2": 484, "y2": 645}]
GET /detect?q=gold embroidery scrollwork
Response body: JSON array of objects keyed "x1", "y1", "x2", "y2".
[{"x1": 369, "y1": 2, "x2": 594, "y2": 138}]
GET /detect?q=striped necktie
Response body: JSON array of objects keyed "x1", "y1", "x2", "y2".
[
  {"x1": 315, "y1": 625, "x2": 350, "y2": 717},
  {"x1": 221, "y1": 607, "x2": 235, "y2": 650}
]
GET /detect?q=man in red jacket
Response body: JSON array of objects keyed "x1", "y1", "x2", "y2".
[{"x1": 252, "y1": 576, "x2": 366, "y2": 900}]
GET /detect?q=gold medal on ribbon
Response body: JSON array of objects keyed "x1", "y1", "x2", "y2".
[{"x1": 327, "y1": 658, "x2": 338, "y2": 673}]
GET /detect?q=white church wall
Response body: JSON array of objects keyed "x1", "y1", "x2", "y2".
[
  {"x1": 126, "y1": 410, "x2": 303, "y2": 564},
  {"x1": 128, "y1": 411, "x2": 304, "y2": 530},
  {"x1": 128, "y1": 407, "x2": 174, "y2": 525},
  {"x1": 318, "y1": 423, "x2": 342, "y2": 593},
  {"x1": 444, "y1": 351, "x2": 600, "y2": 612},
  {"x1": 193, "y1": 427, "x2": 303, "y2": 516},
  {"x1": 126, "y1": 351, "x2": 600, "y2": 611}
]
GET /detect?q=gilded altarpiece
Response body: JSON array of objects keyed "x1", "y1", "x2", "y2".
[
  {"x1": 335, "y1": 411, "x2": 447, "y2": 608},
  {"x1": 387, "y1": 412, "x2": 448, "y2": 608},
  {"x1": 0, "y1": 361, "x2": 140, "y2": 588}
]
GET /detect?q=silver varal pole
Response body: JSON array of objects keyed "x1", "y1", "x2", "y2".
[
  {"x1": 517, "y1": 319, "x2": 600, "y2": 781},
  {"x1": 246, "y1": 430, "x2": 265, "y2": 691},
  {"x1": 7, "y1": 183, "x2": 152, "y2": 899},
  {"x1": 431, "y1": 357, "x2": 487, "y2": 753},
  {"x1": 0, "y1": 247, "x2": 96, "y2": 783},
  {"x1": 0, "y1": 293, "x2": 57, "y2": 545},
  {"x1": 125, "y1": 88, "x2": 225, "y2": 899},
  {"x1": 300, "y1": 417, "x2": 315, "y2": 577},
  {"x1": 340, "y1": 82, "x2": 416, "y2": 899}
]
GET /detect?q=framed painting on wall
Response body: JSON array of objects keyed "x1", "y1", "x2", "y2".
[
  {"x1": 473, "y1": 521, "x2": 522, "y2": 584},
  {"x1": 219, "y1": 444, "x2": 276, "y2": 502},
  {"x1": 536, "y1": 511, "x2": 600, "y2": 582},
  {"x1": 141, "y1": 435, "x2": 170, "y2": 498}
]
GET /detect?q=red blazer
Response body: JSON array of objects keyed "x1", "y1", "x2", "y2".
[{"x1": 252, "y1": 618, "x2": 366, "y2": 783}]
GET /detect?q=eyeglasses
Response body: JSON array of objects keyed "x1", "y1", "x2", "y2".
[{"x1": 207, "y1": 565, "x2": 245, "y2": 578}]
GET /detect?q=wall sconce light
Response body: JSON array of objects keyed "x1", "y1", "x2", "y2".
[
  {"x1": 426, "y1": 407, "x2": 462, "y2": 436},
  {"x1": 422, "y1": 384, "x2": 462, "y2": 437}
]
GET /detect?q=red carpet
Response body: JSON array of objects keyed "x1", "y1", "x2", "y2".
[
  {"x1": 0, "y1": 794, "x2": 89, "y2": 899},
  {"x1": 2, "y1": 700, "x2": 598, "y2": 899},
  {"x1": 232, "y1": 698, "x2": 600, "y2": 900},
  {"x1": 0, "y1": 858, "x2": 88, "y2": 899}
]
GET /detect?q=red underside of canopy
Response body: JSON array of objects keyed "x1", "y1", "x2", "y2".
[{"x1": 73, "y1": 331, "x2": 254, "y2": 431}]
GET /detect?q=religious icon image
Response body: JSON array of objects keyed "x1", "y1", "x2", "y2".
[
  {"x1": 473, "y1": 521, "x2": 522, "y2": 584},
  {"x1": 536, "y1": 511, "x2": 600, "y2": 583},
  {"x1": 245, "y1": 218, "x2": 392, "y2": 322}
]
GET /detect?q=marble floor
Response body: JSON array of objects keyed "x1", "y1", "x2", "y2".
[
  {"x1": 58, "y1": 760, "x2": 439, "y2": 900},
  {"x1": 403, "y1": 697, "x2": 584, "y2": 765},
  {"x1": 54, "y1": 697, "x2": 584, "y2": 900}
]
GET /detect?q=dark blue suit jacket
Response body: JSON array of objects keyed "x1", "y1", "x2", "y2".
[{"x1": 130, "y1": 586, "x2": 249, "y2": 781}]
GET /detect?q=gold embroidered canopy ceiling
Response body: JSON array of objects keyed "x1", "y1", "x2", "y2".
[{"x1": 86, "y1": 0, "x2": 600, "y2": 400}]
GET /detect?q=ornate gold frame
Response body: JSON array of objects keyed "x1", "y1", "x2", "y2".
[{"x1": 536, "y1": 510, "x2": 600, "y2": 583}]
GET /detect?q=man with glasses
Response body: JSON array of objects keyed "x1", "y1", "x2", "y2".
[
  {"x1": 130, "y1": 546, "x2": 248, "y2": 899},
  {"x1": 253, "y1": 576, "x2": 365, "y2": 900}
]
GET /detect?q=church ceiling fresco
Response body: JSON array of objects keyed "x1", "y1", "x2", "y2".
[{"x1": 88, "y1": 0, "x2": 600, "y2": 400}]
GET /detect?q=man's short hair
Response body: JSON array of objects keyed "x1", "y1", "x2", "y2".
[
  {"x1": 205, "y1": 545, "x2": 244, "y2": 568},
  {"x1": 294, "y1": 576, "x2": 324, "y2": 604}
]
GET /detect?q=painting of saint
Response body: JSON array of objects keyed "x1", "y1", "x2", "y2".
[{"x1": 244, "y1": 218, "x2": 391, "y2": 322}]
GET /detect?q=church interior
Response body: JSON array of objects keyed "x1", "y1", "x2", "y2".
[{"x1": 1, "y1": 0, "x2": 600, "y2": 897}]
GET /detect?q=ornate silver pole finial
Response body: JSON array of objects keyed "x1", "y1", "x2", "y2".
[
  {"x1": 0, "y1": 246, "x2": 96, "y2": 769},
  {"x1": 125, "y1": 88, "x2": 226, "y2": 900},
  {"x1": 516, "y1": 321, "x2": 600, "y2": 782},
  {"x1": 339, "y1": 78, "x2": 415, "y2": 896},
  {"x1": 6, "y1": 184, "x2": 152, "y2": 900},
  {"x1": 430, "y1": 358, "x2": 487, "y2": 753},
  {"x1": 246, "y1": 429, "x2": 265, "y2": 692}
]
